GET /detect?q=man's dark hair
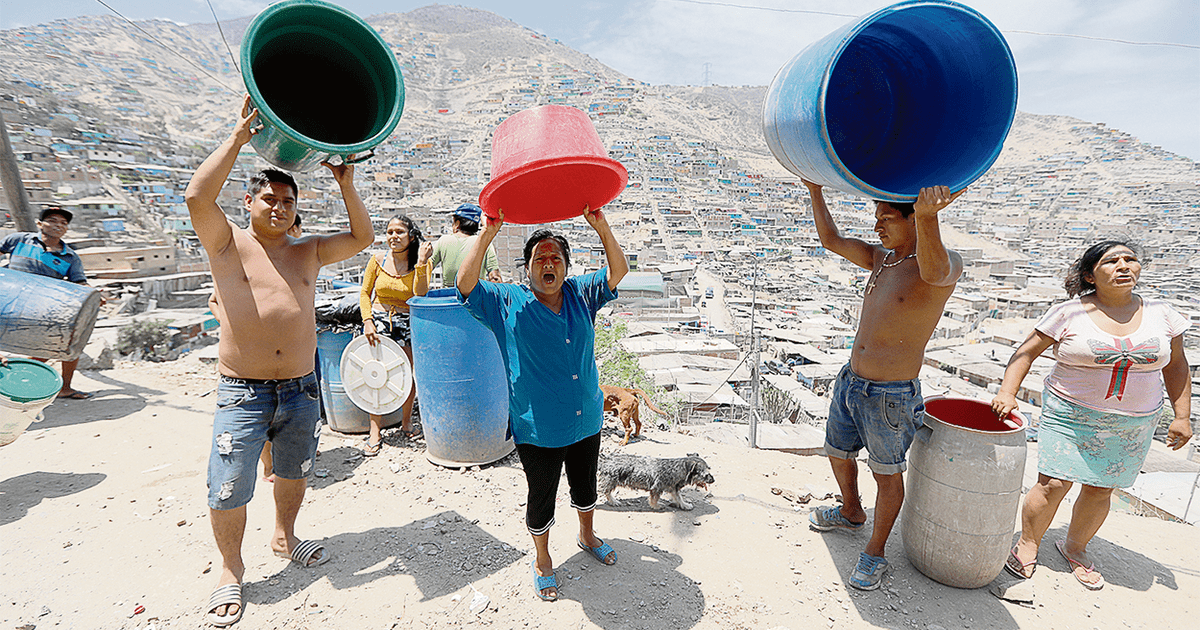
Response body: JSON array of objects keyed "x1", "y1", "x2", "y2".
[
  {"x1": 1064, "y1": 239, "x2": 1143, "y2": 298},
  {"x1": 390, "y1": 214, "x2": 424, "y2": 270},
  {"x1": 876, "y1": 200, "x2": 916, "y2": 218},
  {"x1": 523, "y1": 229, "x2": 570, "y2": 269},
  {"x1": 454, "y1": 216, "x2": 480, "y2": 236},
  {"x1": 247, "y1": 169, "x2": 298, "y2": 200}
]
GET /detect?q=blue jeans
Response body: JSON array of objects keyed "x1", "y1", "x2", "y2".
[
  {"x1": 824, "y1": 363, "x2": 924, "y2": 475},
  {"x1": 206, "y1": 372, "x2": 320, "y2": 509}
]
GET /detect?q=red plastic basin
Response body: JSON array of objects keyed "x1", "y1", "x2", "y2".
[{"x1": 480, "y1": 105, "x2": 627, "y2": 224}]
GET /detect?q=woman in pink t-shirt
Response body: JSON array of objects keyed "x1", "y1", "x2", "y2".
[{"x1": 992, "y1": 240, "x2": 1192, "y2": 590}]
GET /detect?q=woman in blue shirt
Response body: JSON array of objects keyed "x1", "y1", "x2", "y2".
[{"x1": 457, "y1": 206, "x2": 628, "y2": 601}]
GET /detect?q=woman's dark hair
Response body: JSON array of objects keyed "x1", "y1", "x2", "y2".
[
  {"x1": 523, "y1": 229, "x2": 570, "y2": 269},
  {"x1": 1064, "y1": 239, "x2": 1142, "y2": 298},
  {"x1": 389, "y1": 215, "x2": 423, "y2": 270},
  {"x1": 454, "y1": 216, "x2": 480, "y2": 236}
]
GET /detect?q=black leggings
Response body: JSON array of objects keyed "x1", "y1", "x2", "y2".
[{"x1": 514, "y1": 432, "x2": 601, "y2": 535}]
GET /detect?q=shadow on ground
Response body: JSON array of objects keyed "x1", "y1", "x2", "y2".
[
  {"x1": 1035, "y1": 525, "x2": 1178, "y2": 592},
  {"x1": 0, "y1": 471, "x2": 106, "y2": 526},
  {"x1": 811, "y1": 506, "x2": 1025, "y2": 630},
  {"x1": 244, "y1": 510, "x2": 523, "y2": 606},
  {"x1": 565, "y1": 539, "x2": 705, "y2": 630}
]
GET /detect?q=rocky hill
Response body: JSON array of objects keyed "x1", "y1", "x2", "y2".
[{"x1": 2, "y1": 4, "x2": 1197, "y2": 275}]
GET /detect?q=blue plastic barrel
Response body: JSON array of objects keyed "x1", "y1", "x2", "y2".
[
  {"x1": 762, "y1": 0, "x2": 1017, "y2": 202},
  {"x1": 407, "y1": 289, "x2": 514, "y2": 467},
  {"x1": 316, "y1": 329, "x2": 405, "y2": 433},
  {"x1": 0, "y1": 267, "x2": 101, "y2": 360}
]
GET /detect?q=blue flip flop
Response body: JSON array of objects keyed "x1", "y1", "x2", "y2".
[
  {"x1": 577, "y1": 537, "x2": 617, "y2": 565},
  {"x1": 530, "y1": 560, "x2": 558, "y2": 601}
]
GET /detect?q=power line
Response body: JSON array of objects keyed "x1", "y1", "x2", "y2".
[
  {"x1": 94, "y1": 0, "x2": 241, "y2": 95},
  {"x1": 205, "y1": 0, "x2": 241, "y2": 75},
  {"x1": 665, "y1": 0, "x2": 1200, "y2": 50}
]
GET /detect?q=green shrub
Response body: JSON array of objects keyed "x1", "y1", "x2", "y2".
[
  {"x1": 116, "y1": 319, "x2": 172, "y2": 360},
  {"x1": 595, "y1": 319, "x2": 681, "y2": 425}
]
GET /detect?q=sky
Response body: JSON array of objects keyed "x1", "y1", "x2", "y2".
[{"x1": 2, "y1": 0, "x2": 1197, "y2": 159}]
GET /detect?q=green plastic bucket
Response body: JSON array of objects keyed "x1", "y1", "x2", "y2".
[
  {"x1": 0, "y1": 358, "x2": 63, "y2": 447},
  {"x1": 241, "y1": 0, "x2": 405, "y2": 172}
]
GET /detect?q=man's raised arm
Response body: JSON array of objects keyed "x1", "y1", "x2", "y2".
[
  {"x1": 185, "y1": 95, "x2": 257, "y2": 255},
  {"x1": 912, "y1": 186, "x2": 964, "y2": 287},
  {"x1": 804, "y1": 181, "x2": 877, "y2": 271},
  {"x1": 315, "y1": 163, "x2": 375, "y2": 265}
]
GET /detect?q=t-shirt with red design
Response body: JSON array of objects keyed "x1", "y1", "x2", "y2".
[{"x1": 1036, "y1": 296, "x2": 1189, "y2": 414}]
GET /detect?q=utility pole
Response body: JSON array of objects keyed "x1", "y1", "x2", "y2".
[
  {"x1": 748, "y1": 252, "x2": 760, "y2": 449},
  {"x1": 702, "y1": 63, "x2": 712, "y2": 87},
  {"x1": 0, "y1": 107, "x2": 36, "y2": 231}
]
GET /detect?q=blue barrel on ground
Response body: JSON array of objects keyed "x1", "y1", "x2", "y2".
[
  {"x1": 762, "y1": 0, "x2": 1017, "y2": 202},
  {"x1": 408, "y1": 289, "x2": 514, "y2": 468},
  {"x1": 0, "y1": 267, "x2": 101, "y2": 360},
  {"x1": 316, "y1": 329, "x2": 405, "y2": 433}
]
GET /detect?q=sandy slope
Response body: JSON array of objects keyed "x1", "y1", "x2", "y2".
[{"x1": 2, "y1": 356, "x2": 1197, "y2": 629}]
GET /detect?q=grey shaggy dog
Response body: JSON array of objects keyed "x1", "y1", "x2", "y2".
[{"x1": 598, "y1": 453, "x2": 715, "y2": 510}]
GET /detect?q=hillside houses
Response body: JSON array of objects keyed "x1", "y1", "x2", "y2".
[{"x1": 1, "y1": 6, "x2": 1197, "y2": 435}]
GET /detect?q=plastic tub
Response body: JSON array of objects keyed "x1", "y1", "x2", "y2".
[
  {"x1": 479, "y1": 105, "x2": 627, "y2": 224},
  {"x1": 0, "y1": 358, "x2": 63, "y2": 447},
  {"x1": 241, "y1": 0, "x2": 405, "y2": 172},
  {"x1": 763, "y1": 0, "x2": 1017, "y2": 202}
]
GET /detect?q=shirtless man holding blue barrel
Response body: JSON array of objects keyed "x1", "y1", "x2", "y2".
[
  {"x1": 803, "y1": 181, "x2": 964, "y2": 590},
  {"x1": 185, "y1": 96, "x2": 374, "y2": 626}
]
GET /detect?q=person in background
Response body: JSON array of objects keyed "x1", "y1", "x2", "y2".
[
  {"x1": 185, "y1": 95, "x2": 374, "y2": 627},
  {"x1": 359, "y1": 214, "x2": 433, "y2": 454},
  {"x1": 0, "y1": 205, "x2": 101, "y2": 399},
  {"x1": 992, "y1": 240, "x2": 1191, "y2": 590},
  {"x1": 429, "y1": 202, "x2": 502, "y2": 287},
  {"x1": 802, "y1": 182, "x2": 964, "y2": 591},
  {"x1": 456, "y1": 205, "x2": 628, "y2": 602}
]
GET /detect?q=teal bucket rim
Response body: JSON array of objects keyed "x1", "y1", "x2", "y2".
[
  {"x1": 240, "y1": 0, "x2": 405, "y2": 155},
  {"x1": 0, "y1": 358, "x2": 64, "y2": 404},
  {"x1": 812, "y1": 0, "x2": 1018, "y2": 202}
]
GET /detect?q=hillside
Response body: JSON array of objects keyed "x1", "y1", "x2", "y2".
[{"x1": 1, "y1": 4, "x2": 1197, "y2": 280}]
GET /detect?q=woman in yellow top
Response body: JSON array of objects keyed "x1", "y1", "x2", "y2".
[{"x1": 359, "y1": 214, "x2": 434, "y2": 455}]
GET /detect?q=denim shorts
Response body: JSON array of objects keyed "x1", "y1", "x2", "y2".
[
  {"x1": 824, "y1": 363, "x2": 925, "y2": 475},
  {"x1": 207, "y1": 372, "x2": 321, "y2": 510}
]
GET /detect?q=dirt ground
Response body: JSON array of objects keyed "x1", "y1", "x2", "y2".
[{"x1": 2, "y1": 355, "x2": 1197, "y2": 629}]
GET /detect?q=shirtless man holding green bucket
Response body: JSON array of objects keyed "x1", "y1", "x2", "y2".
[{"x1": 185, "y1": 96, "x2": 374, "y2": 626}]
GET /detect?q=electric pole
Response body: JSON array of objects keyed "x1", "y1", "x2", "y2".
[{"x1": 0, "y1": 107, "x2": 36, "y2": 231}]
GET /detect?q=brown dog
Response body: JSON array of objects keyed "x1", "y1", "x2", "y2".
[{"x1": 600, "y1": 385, "x2": 667, "y2": 445}]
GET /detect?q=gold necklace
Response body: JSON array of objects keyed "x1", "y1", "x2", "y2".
[{"x1": 865, "y1": 251, "x2": 916, "y2": 295}]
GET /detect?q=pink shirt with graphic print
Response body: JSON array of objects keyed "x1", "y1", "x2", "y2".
[{"x1": 1036, "y1": 296, "x2": 1190, "y2": 415}]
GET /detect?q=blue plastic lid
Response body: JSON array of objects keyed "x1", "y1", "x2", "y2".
[{"x1": 0, "y1": 359, "x2": 63, "y2": 403}]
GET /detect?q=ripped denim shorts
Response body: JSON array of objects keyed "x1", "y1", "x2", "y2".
[{"x1": 206, "y1": 372, "x2": 320, "y2": 510}]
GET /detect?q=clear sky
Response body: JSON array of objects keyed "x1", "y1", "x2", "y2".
[{"x1": 3, "y1": 0, "x2": 1197, "y2": 159}]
